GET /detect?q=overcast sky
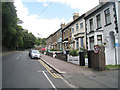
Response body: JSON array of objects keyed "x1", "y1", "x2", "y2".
[{"x1": 14, "y1": 0, "x2": 99, "y2": 38}]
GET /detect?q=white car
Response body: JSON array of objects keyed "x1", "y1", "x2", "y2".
[{"x1": 29, "y1": 50, "x2": 40, "y2": 59}]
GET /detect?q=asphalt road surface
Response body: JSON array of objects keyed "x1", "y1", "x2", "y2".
[{"x1": 2, "y1": 51, "x2": 76, "y2": 89}]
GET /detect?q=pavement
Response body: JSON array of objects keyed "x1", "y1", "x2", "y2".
[
  {"x1": 40, "y1": 53, "x2": 119, "y2": 88},
  {"x1": 40, "y1": 53, "x2": 96, "y2": 75}
]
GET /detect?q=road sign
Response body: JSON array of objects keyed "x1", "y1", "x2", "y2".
[{"x1": 94, "y1": 45, "x2": 99, "y2": 54}]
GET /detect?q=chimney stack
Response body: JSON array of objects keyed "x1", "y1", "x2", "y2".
[
  {"x1": 73, "y1": 13, "x2": 79, "y2": 20},
  {"x1": 99, "y1": 0, "x2": 109, "y2": 5},
  {"x1": 61, "y1": 23, "x2": 65, "y2": 29}
]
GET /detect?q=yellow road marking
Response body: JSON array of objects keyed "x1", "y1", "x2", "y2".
[
  {"x1": 53, "y1": 73, "x2": 63, "y2": 78},
  {"x1": 38, "y1": 60, "x2": 62, "y2": 78}
]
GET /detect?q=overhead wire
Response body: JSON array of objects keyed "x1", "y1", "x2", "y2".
[{"x1": 38, "y1": 2, "x2": 52, "y2": 16}]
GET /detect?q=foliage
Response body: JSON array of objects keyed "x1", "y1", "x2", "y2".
[
  {"x1": 50, "y1": 49, "x2": 60, "y2": 51},
  {"x1": 69, "y1": 49, "x2": 79, "y2": 56},
  {"x1": 2, "y1": 2, "x2": 22, "y2": 50},
  {"x1": 105, "y1": 65, "x2": 120, "y2": 70},
  {"x1": 2, "y1": 2, "x2": 37, "y2": 50},
  {"x1": 22, "y1": 31, "x2": 36, "y2": 49},
  {"x1": 80, "y1": 48, "x2": 87, "y2": 51},
  {"x1": 35, "y1": 38, "x2": 46, "y2": 46}
]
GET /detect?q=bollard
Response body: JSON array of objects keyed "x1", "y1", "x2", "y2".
[{"x1": 66, "y1": 49, "x2": 69, "y2": 62}]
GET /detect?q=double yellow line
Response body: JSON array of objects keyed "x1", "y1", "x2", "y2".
[{"x1": 38, "y1": 60, "x2": 62, "y2": 78}]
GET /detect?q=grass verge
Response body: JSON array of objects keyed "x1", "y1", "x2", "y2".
[{"x1": 105, "y1": 65, "x2": 120, "y2": 70}]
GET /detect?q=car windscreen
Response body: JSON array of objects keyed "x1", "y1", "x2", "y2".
[{"x1": 32, "y1": 50, "x2": 40, "y2": 54}]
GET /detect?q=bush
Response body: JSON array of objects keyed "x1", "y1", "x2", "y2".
[
  {"x1": 69, "y1": 49, "x2": 79, "y2": 56},
  {"x1": 50, "y1": 49, "x2": 60, "y2": 51},
  {"x1": 80, "y1": 48, "x2": 87, "y2": 51}
]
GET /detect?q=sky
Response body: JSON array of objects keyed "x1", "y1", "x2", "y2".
[{"x1": 14, "y1": 0, "x2": 99, "y2": 38}]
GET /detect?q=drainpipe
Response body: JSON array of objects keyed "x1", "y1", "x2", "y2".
[{"x1": 114, "y1": 1, "x2": 120, "y2": 65}]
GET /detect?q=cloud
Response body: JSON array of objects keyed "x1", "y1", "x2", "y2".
[
  {"x1": 43, "y1": 2, "x2": 49, "y2": 7},
  {"x1": 37, "y1": 0, "x2": 99, "y2": 15},
  {"x1": 14, "y1": 0, "x2": 65, "y2": 38},
  {"x1": 14, "y1": 0, "x2": 99, "y2": 38}
]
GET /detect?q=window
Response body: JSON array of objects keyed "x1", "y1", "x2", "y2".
[
  {"x1": 76, "y1": 38, "x2": 79, "y2": 49},
  {"x1": 76, "y1": 23, "x2": 79, "y2": 30},
  {"x1": 80, "y1": 22, "x2": 83, "y2": 29},
  {"x1": 104, "y1": 8, "x2": 111, "y2": 25},
  {"x1": 80, "y1": 37, "x2": 83, "y2": 48},
  {"x1": 97, "y1": 35, "x2": 102, "y2": 45},
  {"x1": 70, "y1": 28, "x2": 72, "y2": 37},
  {"x1": 89, "y1": 36, "x2": 94, "y2": 50},
  {"x1": 64, "y1": 31, "x2": 65, "y2": 39},
  {"x1": 72, "y1": 27, "x2": 74, "y2": 33},
  {"x1": 96, "y1": 14, "x2": 101, "y2": 28},
  {"x1": 89, "y1": 19, "x2": 93, "y2": 31}
]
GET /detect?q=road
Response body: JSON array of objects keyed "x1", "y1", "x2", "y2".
[{"x1": 2, "y1": 51, "x2": 76, "y2": 89}]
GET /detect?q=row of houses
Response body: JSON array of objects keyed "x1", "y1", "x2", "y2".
[{"x1": 46, "y1": 1, "x2": 120, "y2": 65}]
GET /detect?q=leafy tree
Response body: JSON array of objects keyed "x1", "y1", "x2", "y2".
[
  {"x1": 2, "y1": 2, "x2": 39, "y2": 50},
  {"x1": 2, "y1": 2, "x2": 22, "y2": 50},
  {"x1": 22, "y1": 31, "x2": 36, "y2": 49}
]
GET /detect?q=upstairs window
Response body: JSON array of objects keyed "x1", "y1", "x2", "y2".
[
  {"x1": 97, "y1": 35, "x2": 102, "y2": 45},
  {"x1": 76, "y1": 38, "x2": 79, "y2": 49},
  {"x1": 104, "y1": 8, "x2": 111, "y2": 25},
  {"x1": 96, "y1": 14, "x2": 101, "y2": 28},
  {"x1": 76, "y1": 23, "x2": 79, "y2": 30},
  {"x1": 72, "y1": 27, "x2": 74, "y2": 33},
  {"x1": 80, "y1": 22, "x2": 83, "y2": 29},
  {"x1": 89, "y1": 19, "x2": 93, "y2": 31},
  {"x1": 80, "y1": 37, "x2": 83, "y2": 48},
  {"x1": 64, "y1": 31, "x2": 65, "y2": 39},
  {"x1": 89, "y1": 36, "x2": 94, "y2": 50}
]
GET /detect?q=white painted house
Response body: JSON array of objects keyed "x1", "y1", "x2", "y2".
[
  {"x1": 85, "y1": 2, "x2": 119, "y2": 65},
  {"x1": 71, "y1": 14, "x2": 86, "y2": 50}
]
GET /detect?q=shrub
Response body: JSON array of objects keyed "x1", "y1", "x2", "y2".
[
  {"x1": 69, "y1": 49, "x2": 79, "y2": 56},
  {"x1": 50, "y1": 49, "x2": 59, "y2": 51},
  {"x1": 80, "y1": 48, "x2": 87, "y2": 51}
]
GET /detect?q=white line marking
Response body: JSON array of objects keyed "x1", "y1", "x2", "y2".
[
  {"x1": 42, "y1": 71, "x2": 57, "y2": 89},
  {"x1": 61, "y1": 77, "x2": 78, "y2": 88},
  {"x1": 16, "y1": 54, "x2": 21, "y2": 60},
  {"x1": 16, "y1": 57, "x2": 19, "y2": 60},
  {"x1": 37, "y1": 70, "x2": 48, "y2": 72}
]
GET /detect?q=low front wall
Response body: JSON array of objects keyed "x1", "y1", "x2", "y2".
[
  {"x1": 45, "y1": 51, "x2": 67, "y2": 61},
  {"x1": 55, "y1": 53, "x2": 66, "y2": 61}
]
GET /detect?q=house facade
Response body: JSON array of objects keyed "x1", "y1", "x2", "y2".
[
  {"x1": 85, "y1": 2, "x2": 119, "y2": 65},
  {"x1": 46, "y1": 34, "x2": 52, "y2": 50},
  {"x1": 71, "y1": 14, "x2": 86, "y2": 51},
  {"x1": 62, "y1": 22, "x2": 72, "y2": 51},
  {"x1": 62, "y1": 13, "x2": 87, "y2": 51}
]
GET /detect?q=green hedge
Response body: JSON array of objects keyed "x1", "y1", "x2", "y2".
[
  {"x1": 50, "y1": 49, "x2": 60, "y2": 51},
  {"x1": 69, "y1": 49, "x2": 79, "y2": 56}
]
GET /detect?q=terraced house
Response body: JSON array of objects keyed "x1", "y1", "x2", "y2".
[
  {"x1": 62, "y1": 13, "x2": 87, "y2": 51},
  {"x1": 85, "y1": 2, "x2": 119, "y2": 65},
  {"x1": 46, "y1": 1, "x2": 120, "y2": 65},
  {"x1": 46, "y1": 24, "x2": 65, "y2": 51}
]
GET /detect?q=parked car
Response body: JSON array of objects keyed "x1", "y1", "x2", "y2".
[
  {"x1": 41, "y1": 48, "x2": 45, "y2": 53},
  {"x1": 29, "y1": 49, "x2": 40, "y2": 59}
]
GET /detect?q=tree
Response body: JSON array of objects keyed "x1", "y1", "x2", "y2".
[
  {"x1": 22, "y1": 31, "x2": 36, "y2": 49},
  {"x1": 2, "y1": 2, "x2": 38, "y2": 50},
  {"x1": 2, "y1": 2, "x2": 21, "y2": 50}
]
